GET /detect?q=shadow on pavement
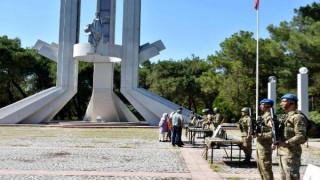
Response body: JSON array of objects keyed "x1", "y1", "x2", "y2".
[{"x1": 223, "y1": 161, "x2": 258, "y2": 168}]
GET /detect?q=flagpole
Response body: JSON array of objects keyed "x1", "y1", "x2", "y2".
[{"x1": 255, "y1": 3, "x2": 260, "y2": 120}]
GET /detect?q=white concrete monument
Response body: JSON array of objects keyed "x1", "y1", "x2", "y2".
[
  {"x1": 0, "y1": 0, "x2": 191, "y2": 125},
  {"x1": 267, "y1": 68, "x2": 309, "y2": 116},
  {"x1": 0, "y1": 0, "x2": 80, "y2": 124},
  {"x1": 298, "y1": 67, "x2": 309, "y2": 117},
  {"x1": 268, "y1": 76, "x2": 277, "y2": 112}
]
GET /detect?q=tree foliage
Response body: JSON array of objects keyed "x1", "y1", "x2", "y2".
[
  {"x1": 267, "y1": 2, "x2": 320, "y2": 110},
  {"x1": 143, "y1": 55, "x2": 214, "y2": 112},
  {"x1": 0, "y1": 36, "x2": 54, "y2": 107}
]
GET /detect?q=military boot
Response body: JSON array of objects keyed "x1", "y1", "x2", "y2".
[{"x1": 242, "y1": 156, "x2": 251, "y2": 164}]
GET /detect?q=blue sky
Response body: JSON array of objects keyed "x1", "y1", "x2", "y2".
[{"x1": 0, "y1": 0, "x2": 317, "y2": 62}]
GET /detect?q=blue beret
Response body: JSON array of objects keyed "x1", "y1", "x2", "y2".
[
  {"x1": 281, "y1": 94, "x2": 298, "y2": 102},
  {"x1": 260, "y1": 98, "x2": 274, "y2": 106}
]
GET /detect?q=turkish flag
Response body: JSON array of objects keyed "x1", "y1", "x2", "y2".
[{"x1": 254, "y1": 0, "x2": 259, "y2": 10}]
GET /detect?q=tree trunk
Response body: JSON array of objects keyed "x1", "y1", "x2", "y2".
[
  {"x1": 11, "y1": 79, "x2": 27, "y2": 98},
  {"x1": 6, "y1": 81, "x2": 15, "y2": 103}
]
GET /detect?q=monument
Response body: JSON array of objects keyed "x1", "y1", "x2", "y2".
[{"x1": 0, "y1": 0, "x2": 191, "y2": 125}]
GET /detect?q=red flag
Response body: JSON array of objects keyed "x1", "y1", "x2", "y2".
[{"x1": 254, "y1": 0, "x2": 259, "y2": 10}]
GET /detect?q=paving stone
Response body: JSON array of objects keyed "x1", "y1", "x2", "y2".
[{"x1": 0, "y1": 126, "x2": 318, "y2": 179}]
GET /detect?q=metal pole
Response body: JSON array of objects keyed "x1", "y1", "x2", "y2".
[{"x1": 255, "y1": 5, "x2": 260, "y2": 119}]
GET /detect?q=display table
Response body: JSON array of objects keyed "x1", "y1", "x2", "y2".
[
  {"x1": 187, "y1": 127, "x2": 213, "y2": 145},
  {"x1": 204, "y1": 137, "x2": 243, "y2": 164}
]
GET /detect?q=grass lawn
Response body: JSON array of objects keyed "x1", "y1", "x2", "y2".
[{"x1": 0, "y1": 126, "x2": 159, "y2": 140}]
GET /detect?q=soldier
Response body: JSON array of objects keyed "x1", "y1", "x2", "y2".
[
  {"x1": 198, "y1": 109, "x2": 209, "y2": 129},
  {"x1": 274, "y1": 94, "x2": 307, "y2": 180},
  {"x1": 189, "y1": 111, "x2": 196, "y2": 126},
  {"x1": 212, "y1": 107, "x2": 224, "y2": 131},
  {"x1": 199, "y1": 109, "x2": 214, "y2": 137},
  {"x1": 205, "y1": 110, "x2": 214, "y2": 136},
  {"x1": 239, "y1": 107, "x2": 253, "y2": 164},
  {"x1": 256, "y1": 99, "x2": 274, "y2": 180}
]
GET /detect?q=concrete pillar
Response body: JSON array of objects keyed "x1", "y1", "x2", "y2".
[
  {"x1": 57, "y1": 0, "x2": 80, "y2": 90},
  {"x1": 121, "y1": 0, "x2": 141, "y2": 89},
  {"x1": 84, "y1": 61, "x2": 120, "y2": 122},
  {"x1": 268, "y1": 76, "x2": 277, "y2": 111},
  {"x1": 298, "y1": 67, "x2": 309, "y2": 117}
]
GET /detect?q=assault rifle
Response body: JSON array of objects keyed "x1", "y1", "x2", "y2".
[
  {"x1": 249, "y1": 108, "x2": 255, "y2": 136},
  {"x1": 249, "y1": 108, "x2": 263, "y2": 136},
  {"x1": 248, "y1": 108, "x2": 257, "y2": 145},
  {"x1": 270, "y1": 107, "x2": 279, "y2": 145}
]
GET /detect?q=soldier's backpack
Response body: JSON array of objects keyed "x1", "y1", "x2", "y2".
[
  {"x1": 295, "y1": 110, "x2": 318, "y2": 146},
  {"x1": 306, "y1": 119, "x2": 318, "y2": 138}
]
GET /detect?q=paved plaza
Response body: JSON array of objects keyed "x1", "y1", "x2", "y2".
[{"x1": 0, "y1": 125, "x2": 319, "y2": 179}]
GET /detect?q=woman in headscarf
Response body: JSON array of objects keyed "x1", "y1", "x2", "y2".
[{"x1": 159, "y1": 113, "x2": 168, "y2": 142}]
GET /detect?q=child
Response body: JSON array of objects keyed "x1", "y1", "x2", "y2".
[{"x1": 166, "y1": 113, "x2": 172, "y2": 142}]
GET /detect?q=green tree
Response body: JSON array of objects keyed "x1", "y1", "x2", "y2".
[
  {"x1": 144, "y1": 56, "x2": 212, "y2": 112},
  {"x1": 267, "y1": 2, "x2": 320, "y2": 110},
  {"x1": 53, "y1": 61, "x2": 93, "y2": 120},
  {"x1": 206, "y1": 31, "x2": 286, "y2": 121},
  {"x1": 0, "y1": 36, "x2": 54, "y2": 107}
]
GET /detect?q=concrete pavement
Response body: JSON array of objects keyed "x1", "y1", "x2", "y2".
[{"x1": 0, "y1": 125, "x2": 319, "y2": 179}]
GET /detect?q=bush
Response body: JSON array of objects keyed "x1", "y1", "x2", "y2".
[
  {"x1": 309, "y1": 111, "x2": 320, "y2": 138},
  {"x1": 309, "y1": 111, "x2": 320, "y2": 125}
]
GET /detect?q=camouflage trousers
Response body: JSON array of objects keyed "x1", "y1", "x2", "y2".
[
  {"x1": 240, "y1": 136, "x2": 252, "y2": 159},
  {"x1": 279, "y1": 154, "x2": 301, "y2": 180},
  {"x1": 256, "y1": 146, "x2": 274, "y2": 180}
]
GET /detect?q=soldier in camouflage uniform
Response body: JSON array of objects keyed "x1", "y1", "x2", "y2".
[
  {"x1": 203, "y1": 109, "x2": 214, "y2": 137},
  {"x1": 189, "y1": 111, "x2": 196, "y2": 126},
  {"x1": 239, "y1": 107, "x2": 253, "y2": 164},
  {"x1": 212, "y1": 107, "x2": 224, "y2": 131},
  {"x1": 199, "y1": 109, "x2": 212, "y2": 129},
  {"x1": 274, "y1": 94, "x2": 307, "y2": 180},
  {"x1": 191, "y1": 109, "x2": 208, "y2": 140},
  {"x1": 256, "y1": 99, "x2": 274, "y2": 180}
]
